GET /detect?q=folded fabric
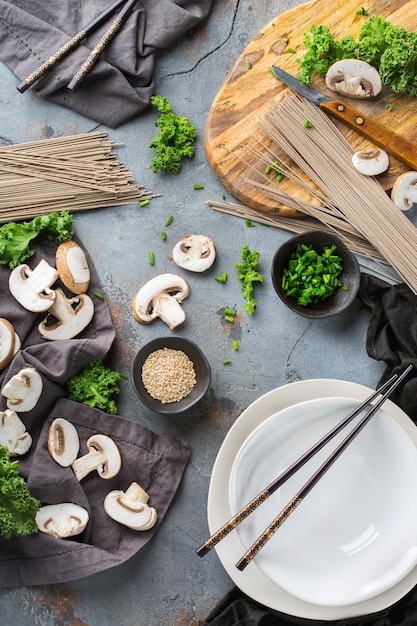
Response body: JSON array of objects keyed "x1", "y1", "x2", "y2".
[
  {"x1": 0, "y1": 0, "x2": 213, "y2": 127},
  {"x1": 202, "y1": 585, "x2": 417, "y2": 626},
  {"x1": 358, "y1": 273, "x2": 417, "y2": 423},
  {"x1": 0, "y1": 232, "x2": 190, "y2": 585}
]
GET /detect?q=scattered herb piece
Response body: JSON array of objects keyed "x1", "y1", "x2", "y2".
[
  {"x1": 148, "y1": 95, "x2": 196, "y2": 174},
  {"x1": 304, "y1": 119, "x2": 313, "y2": 128},
  {"x1": 245, "y1": 219, "x2": 255, "y2": 227},
  {"x1": 193, "y1": 183, "x2": 204, "y2": 190},
  {"x1": 287, "y1": 47, "x2": 297, "y2": 54},
  {"x1": 0, "y1": 445, "x2": 40, "y2": 539},
  {"x1": 264, "y1": 164, "x2": 272, "y2": 175},
  {"x1": 281, "y1": 243, "x2": 346, "y2": 306},
  {"x1": 225, "y1": 315, "x2": 235, "y2": 323},
  {"x1": 247, "y1": 61, "x2": 253, "y2": 69},
  {"x1": 67, "y1": 358, "x2": 123, "y2": 415},
  {"x1": 148, "y1": 251, "x2": 155, "y2": 265},
  {"x1": 356, "y1": 7, "x2": 369, "y2": 15},
  {"x1": 221, "y1": 193, "x2": 226, "y2": 200},
  {"x1": 139, "y1": 199, "x2": 150, "y2": 207},
  {"x1": 161, "y1": 231, "x2": 167, "y2": 241},
  {"x1": 282, "y1": 37, "x2": 288, "y2": 43},
  {"x1": 234, "y1": 245, "x2": 265, "y2": 315},
  {"x1": 232, "y1": 340, "x2": 239, "y2": 351},
  {"x1": 386, "y1": 103, "x2": 393, "y2": 111},
  {"x1": 277, "y1": 173, "x2": 285, "y2": 182},
  {"x1": 214, "y1": 272, "x2": 228, "y2": 283},
  {"x1": 0, "y1": 210, "x2": 74, "y2": 269},
  {"x1": 224, "y1": 307, "x2": 236, "y2": 316},
  {"x1": 93, "y1": 291, "x2": 104, "y2": 299},
  {"x1": 165, "y1": 215, "x2": 174, "y2": 227},
  {"x1": 222, "y1": 359, "x2": 232, "y2": 365}
]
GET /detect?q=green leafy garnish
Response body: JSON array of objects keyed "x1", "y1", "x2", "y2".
[
  {"x1": 67, "y1": 358, "x2": 124, "y2": 415},
  {"x1": 298, "y1": 16, "x2": 417, "y2": 97},
  {"x1": 0, "y1": 445, "x2": 40, "y2": 539},
  {"x1": 148, "y1": 96, "x2": 197, "y2": 174},
  {"x1": 0, "y1": 210, "x2": 74, "y2": 269},
  {"x1": 281, "y1": 243, "x2": 346, "y2": 306},
  {"x1": 234, "y1": 245, "x2": 264, "y2": 316}
]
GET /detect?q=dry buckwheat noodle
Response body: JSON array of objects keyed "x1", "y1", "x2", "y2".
[
  {"x1": 208, "y1": 94, "x2": 417, "y2": 291},
  {"x1": 0, "y1": 132, "x2": 155, "y2": 223}
]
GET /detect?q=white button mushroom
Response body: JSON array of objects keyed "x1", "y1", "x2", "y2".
[
  {"x1": 71, "y1": 434, "x2": 121, "y2": 481},
  {"x1": 38, "y1": 287, "x2": 94, "y2": 340},
  {"x1": 1, "y1": 366, "x2": 43, "y2": 412},
  {"x1": 9, "y1": 259, "x2": 58, "y2": 312},
  {"x1": 391, "y1": 171, "x2": 417, "y2": 211},
  {"x1": 104, "y1": 482, "x2": 157, "y2": 531},
  {"x1": 47, "y1": 418, "x2": 80, "y2": 467},
  {"x1": 132, "y1": 273, "x2": 190, "y2": 330},
  {"x1": 0, "y1": 409, "x2": 32, "y2": 455},
  {"x1": 56, "y1": 240, "x2": 90, "y2": 294},
  {"x1": 352, "y1": 148, "x2": 389, "y2": 176},
  {"x1": 0, "y1": 318, "x2": 16, "y2": 370},
  {"x1": 172, "y1": 235, "x2": 216, "y2": 272},
  {"x1": 36, "y1": 503, "x2": 89, "y2": 538},
  {"x1": 325, "y1": 59, "x2": 382, "y2": 99}
]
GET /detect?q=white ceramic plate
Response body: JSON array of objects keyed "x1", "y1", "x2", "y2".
[
  {"x1": 207, "y1": 379, "x2": 417, "y2": 620},
  {"x1": 229, "y1": 396, "x2": 417, "y2": 606}
]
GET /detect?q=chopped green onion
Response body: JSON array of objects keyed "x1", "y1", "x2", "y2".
[
  {"x1": 264, "y1": 164, "x2": 272, "y2": 174},
  {"x1": 247, "y1": 61, "x2": 252, "y2": 70},
  {"x1": 222, "y1": 359, "x2": 232, "y2": 365},
  {"x1": 304, "y1": 119, "x2": 313, "y2": 128},
  {"x1": 386, "y1": 103, "x2": 393, "y2": 111},
  {"x1": 139, "y1": 199, "x2": 150, "y2": 207},
  {"x1": 276, "y1": 172, "x2": 284, "y2": 181},
  {"x1": 161, "y1": 231, "x2": 167, "y2": 241},
  {"x1": 232, "y1": 340, "x2": 239, "y2": 351},
  {"x1": 224, "y1": 307, "x2": 236, "y2": 316},
  {"x1": 148, "y1": 251, "x2": 155, "y2": 265},
  {"x1": 193, "y1": 183, "x2": 204, "y2": 190},
  {"x1": 225, "y1": 315, "x2": 235, "y2": 323},
  {"x1": 214, "y1": 272, "x2": 228, "y2": 283},
  {"x1": 222, "y1": 193, "x2": 226, "y2": 200},
  {"x1": 245, "y1": 218, "x2": 255, "y2": 227},
  {"x1": 93, "y1": 291, "x2": 104, "y2": 299},
  {"x1": 287, "y1": 47, "x2": 296, "y2": 53},
  {"x1": 165, "y1": 215, "x2": 174, "y2": 226}
]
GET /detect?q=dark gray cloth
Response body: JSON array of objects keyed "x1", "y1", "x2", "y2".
[
  {"x1": 0, "y1": 0, "x2": 213, "y2": 127},
  {"x1": 0, "y1": 233, "x2": 190, "y2": 585},
  {"x1": 358, "y1": 273, "x2": 417, "y2": 422}
]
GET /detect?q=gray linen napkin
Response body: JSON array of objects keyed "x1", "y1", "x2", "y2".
[
  {"x1": 0, "y1": 232, "x2": 190, "y2": 585},
  {"x1": 0, "y1": 0, "x2": 213, "y2": 127}
]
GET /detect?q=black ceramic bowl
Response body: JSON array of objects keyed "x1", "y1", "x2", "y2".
[
  {"x1": 131, "y1": 336, "x2": 211, "y2": 414},
  {"x1": 271, "y1": 231, "x2": 360, "y2": 319}
]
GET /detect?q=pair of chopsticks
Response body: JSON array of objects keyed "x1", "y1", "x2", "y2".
[
  {"x1": 196, "y1": 364, "x2": 413, "y2": 571},
  {"x1": 17, "y1": 0, "x2": 138, "y2": 93}
]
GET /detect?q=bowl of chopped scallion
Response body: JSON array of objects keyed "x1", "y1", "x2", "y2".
[{"x1": 271, "y1": 231, "x2": 360, "y2": 318}]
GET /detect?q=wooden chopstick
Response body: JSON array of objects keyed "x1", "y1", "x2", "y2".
[
  {"x1": 235, "y1": 364, "x2": 413, "y2": 571},
  {"x1": 196, "y1": 374, "x2": 400, "y2": 558},
  {"x1": 16, "y1": 0, "x2": 127, "y2": 93},
  {"x1": 67, "y1": 0, "x2": 139, "y2": 91}
]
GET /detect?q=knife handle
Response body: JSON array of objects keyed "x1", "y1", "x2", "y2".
[{"x1": 319, "y1": 99, "x2": 417, "y2": 171}]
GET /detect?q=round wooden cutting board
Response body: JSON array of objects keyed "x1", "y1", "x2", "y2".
[{"x1": 205, "y1": 0, "x2": 417, "y2": 217}]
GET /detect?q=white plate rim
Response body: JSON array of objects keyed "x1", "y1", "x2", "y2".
[{"x1": 207, "y1": 379, "x2": 417, "y2": 620}]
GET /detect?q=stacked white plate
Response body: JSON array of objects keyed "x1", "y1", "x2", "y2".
[{"x1": 207, "y1": 380, "x2": 417, "y2": 620}]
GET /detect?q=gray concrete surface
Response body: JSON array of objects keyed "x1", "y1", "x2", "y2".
[{"x1": 0, "y1": 1, "x2": 387, "y2": 624}]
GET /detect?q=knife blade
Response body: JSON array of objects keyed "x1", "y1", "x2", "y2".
[{"x1": 271, "y1": 65, "x2": 417, "y2": 171}]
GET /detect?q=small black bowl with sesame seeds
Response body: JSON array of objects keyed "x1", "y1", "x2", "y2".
[{"x1": 131, "y1": 336, "x2": 211, "y2": 415}]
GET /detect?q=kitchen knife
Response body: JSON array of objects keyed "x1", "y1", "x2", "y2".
[{"x1": 271, "y1": 65, "x2": 417, "y2": 171}]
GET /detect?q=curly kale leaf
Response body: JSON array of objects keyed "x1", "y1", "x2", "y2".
[
  {"x1": 67, "y1": 358, "x2": 123, "y2": 415},
  {"x1": 0, "y1": 210, "x2": 74, "y2": 269},
  {"x1": 234, "y1": 245, "x2": 265, "y2": 316},
  {"x1": 148, "y1": 96, "x2": 196, "y2": 174},
  {"x1": 297, "y1": 25, "x2": 358, "y2": 84},
  {"x1": 0, "y1": 446, "x2": 40, "y2": 539}
]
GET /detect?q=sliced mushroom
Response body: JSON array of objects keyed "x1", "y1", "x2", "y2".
[
  {"x1": 71, "y1": 434, "x2": 121, "y2": 481},
  {"x1": 325, "y1": 59, "x2": 382, "y2": 99},
  {"x1": 56, "y1": 240, "x2": 90, "y2": 294},
  {"x1": 0, "y1": 409, "x2": 32, "y2": 455},
  {"x1": 48, "y1": 418, "x2": 80, "y2": 467},
  {"x1": 9, "y1": 259, "x2": 58, "y2": 312},
  {"x1": 0, "y1": 318, "x2": 15, "y2": 370},
  {"x1": 391, "y1": 172, "x2": 417, "y2": 211},
  {"x1": 36, "y1": 503, "x2": 89, "y2": 538},
  {"x1": 38, "y1": 287, "x2": 94, "y2": 340},
  {"x1": 172, "y1": 235, "x2": 216, "y2": 272},
  {"x1": 104, "y1": 482, "x2": 158, "y2": 531},
  {"x1": 2, "y1": 367, "x2": 43, "y2": 412},
  {"x1": 132, "y1": 273, "x2": 190, "y2": 330},
  {"x1": 352, "y1": 148, "x2": 389, "y2": 176}
]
